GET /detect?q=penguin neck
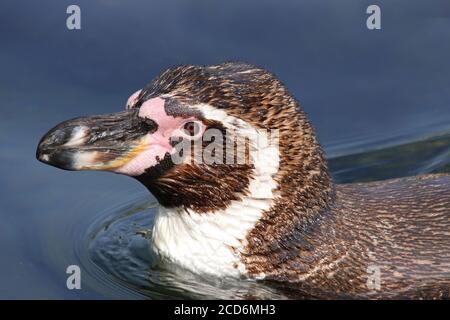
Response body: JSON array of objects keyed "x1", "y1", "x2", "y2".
[
  {"x1": 149, "y1": 126, "x2": 281, "y2": 277},
  {"x1": 148, "y1": 118, "x2": 334, "y2": 278},
  {"x1": 240, "y1": 116, "x2": 336, "y2": 278}
]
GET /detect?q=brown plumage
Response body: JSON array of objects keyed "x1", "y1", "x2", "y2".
[
  {"x1": 36, "y1": 59, "x2": 449, "y2": 298},
  {"x1": 105, "y1": 62, "x2": 450, "y2": 299},
  {"x1": 245, "y1": 174, "x2": 450, "y2": 299}
]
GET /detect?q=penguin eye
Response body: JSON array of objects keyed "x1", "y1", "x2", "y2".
[{"x1": 182, "y1": 121, "x2": 201, "y2": 137}]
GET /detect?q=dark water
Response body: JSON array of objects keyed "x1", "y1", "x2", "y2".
[{"x1": 0, "y1": 0, "x2": 449, "y2": 299}]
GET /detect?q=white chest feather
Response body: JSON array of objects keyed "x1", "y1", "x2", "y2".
[{"x1": 151, "y1": 197, "x2": 270, "y2": 277}]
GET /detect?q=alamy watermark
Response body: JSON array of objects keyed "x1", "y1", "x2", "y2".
[
  {"x1": 366, "y1": 5, "x2": 381, "y2": 30},
  {"x1": 168, "y1": 126, "x2": 280, "y2": 166},
  {"x1": 366, "y1": 238, "x2": 381, "y2": 291},
  {"x1": 66, "y1": 5, "x2": 81, "y2": 30},
  {"x1": 66, "y1": 265, "x2": 81, "y2": 290},
  {"x1": 66, "y1": 4, "x2": 382, "y2": 32}
]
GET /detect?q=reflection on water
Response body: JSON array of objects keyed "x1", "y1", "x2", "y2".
[
  {"x1": 77, "y1": 132, "x2": 449, "y2": 299},
  {"x1": 331, "y1": 132, "x2": 450, "y2": 183}
]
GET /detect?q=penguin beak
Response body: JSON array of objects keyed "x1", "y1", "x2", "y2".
[{"x1": 36, "y1": 109, "x2": 158, "y2": 172}]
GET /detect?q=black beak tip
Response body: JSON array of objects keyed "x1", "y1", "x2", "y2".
[
  {"x1": 36, "y1": 147, "x2": 43, "y2": 163},
  {"x1": 36, "y1": 135, "x2": 48, "y2": 163},
  {"x1": 36, "y1": 133, "x2": 75, "y2": 170},
  {"x1": 36, "y1": 150, "x2": 75, "y2": 171}
]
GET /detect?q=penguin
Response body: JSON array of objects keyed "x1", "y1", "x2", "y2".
[{"x1": 37, "y1": 62, "x2": 450, "y2": 299}]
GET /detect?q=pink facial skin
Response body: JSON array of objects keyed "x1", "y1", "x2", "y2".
[
  {"x1": 115, "y1": 97, "x2": 205, "y2": 176},
  {"x1": 126, "y1": 89, "x2": 142, "y2": 109}
]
